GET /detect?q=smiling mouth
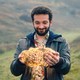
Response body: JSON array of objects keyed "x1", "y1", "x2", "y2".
[
  {"x1": 38, "y1": 29, "x2": 45, "y2": 33},
  {"x1": 38, "y1": 28, "x2": 46, "y2": 31}
]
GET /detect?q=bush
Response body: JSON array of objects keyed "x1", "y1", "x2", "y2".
[
  {"x1": 0, "y1": 49, "x2": 5, "y2": 54},
  {"x1": 0, "y1": 43, "x2": 16, "y2": 54}
]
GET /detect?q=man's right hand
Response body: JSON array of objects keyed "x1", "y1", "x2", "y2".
[{"x1": 18, "y1": 52, "x2": 26, "y2": 64}]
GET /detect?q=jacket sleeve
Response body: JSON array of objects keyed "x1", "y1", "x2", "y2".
[
  {"x1": 52, "y1": 39, "x2": 71, "y2": 75},
  {"x1": 10, "y1": 39, "x2": 27, "y2": 76}
]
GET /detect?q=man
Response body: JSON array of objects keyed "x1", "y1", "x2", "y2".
[{"x1": 10, "y1": 6, "x2": 71, "y2": 80}]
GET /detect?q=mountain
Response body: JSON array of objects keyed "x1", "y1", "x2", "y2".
[
  {"x1": 0, "y1": 0, "x2": 80, "y2": 44},
  {"x1": 70, "y1": 36, "x2": 80, "y2": 53}
]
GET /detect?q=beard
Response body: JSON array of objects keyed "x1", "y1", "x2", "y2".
[{"x1": 34, "y1": 26, "x2": 50, "y2": 36}]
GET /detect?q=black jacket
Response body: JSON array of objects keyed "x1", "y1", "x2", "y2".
[{"x1": 10, "y1": 31, "x2": 71, "y2": 80}]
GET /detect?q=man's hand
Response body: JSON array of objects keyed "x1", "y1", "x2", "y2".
[
  {"x1": 18, "y1": 52, "x2": 27, "y2": 64},
  {"x1": 44, "y1": 50, "x2": 60, "y2": 66}
]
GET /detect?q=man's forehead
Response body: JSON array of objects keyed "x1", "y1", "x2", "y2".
[
  {"x1": 34, "y1": 14, "x2": 49, "y2": 17},
  {"x1": 34, "y1": 14, "x2": 49, "y2": 20}
]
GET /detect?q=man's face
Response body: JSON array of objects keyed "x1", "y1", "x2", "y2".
[{"x1": 33, "y1": 14, "x2": 52, "y2": 36}]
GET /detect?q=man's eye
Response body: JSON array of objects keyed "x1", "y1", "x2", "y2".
[
  {"x1": 35, "y1": 22, "x2": 40, "y2": 24},
  {"x1": 43, "y1": 21, "x2": 48, "y2": 24}
]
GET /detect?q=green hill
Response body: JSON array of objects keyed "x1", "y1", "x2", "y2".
[
  {"x1": 0, "y1": 0, "x2": 80, "y2": 53},
  {"x1": 0, "y1": 0, "x2": 80, "y2": 43},
  {"x1": 64, "y1": 36, "x2": 80, "y2": 80},
  {"x1": 70, "y1": 36, "x2": 80, "y2": 53}
]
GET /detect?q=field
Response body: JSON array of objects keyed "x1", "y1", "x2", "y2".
[
  {"x1": 0, "y1": 50, "x2": 20, "y2": 80},
  {"x1": 0, "y1": 32, "x2": 80, "y2": 80}
]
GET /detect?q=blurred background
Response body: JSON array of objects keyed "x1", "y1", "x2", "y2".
[{"x1": 0, "y1": 0, "x2": 80, "y2": 80}]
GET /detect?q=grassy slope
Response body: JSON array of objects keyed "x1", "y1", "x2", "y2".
[
  {"x1": 60, "y1": 31, "x2": 80, "y2": 43},
  {"x1": 64, "y1": 33, "x2": 80, "y2": 80},
  {"x1": 64, "y1": 51, "x2": 80, "y2": 80},
  {"x1": 0, "y1": 50, "x2": 20, "y2": 80}
]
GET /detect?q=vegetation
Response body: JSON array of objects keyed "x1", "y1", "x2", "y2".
[
  {"x1": 0, "y1": 50, "x2": 20, "y2": 80},
  {"x1": 0, "y1": 0, "x2": 80, "y2": 80},
  {"x1": 64, "y1": 34, "x2": 80, "y2": 80}
]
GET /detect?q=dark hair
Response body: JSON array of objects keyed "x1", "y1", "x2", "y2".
[{"x1": 31, "y1": 6, "x2": 53, "y2": 21}]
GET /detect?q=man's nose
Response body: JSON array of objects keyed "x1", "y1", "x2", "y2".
[{"x1": 39, "y1": 23, "x2": 44, "y2": 28}]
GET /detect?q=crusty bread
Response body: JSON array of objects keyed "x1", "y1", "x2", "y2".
[{"x1": 20, "y1": 47, "x2": 55, "y2": 67}]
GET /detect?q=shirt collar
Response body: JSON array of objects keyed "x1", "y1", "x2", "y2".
[{"x1": 34, "y1": 32, "x2": 49, "y2": 47}]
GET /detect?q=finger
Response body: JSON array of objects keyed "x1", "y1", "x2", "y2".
[
  {"x1": 45, "y1": 52, "x2": 60, "y2": 65},
  {"x1": 47, "y1": 52, "x2": 59, "y2": 62},
  {"x1": 44, "y1": 54, "x2": 56, "y2": 66},
  {"x1": 45, "y1": 56, "x2": 55, "y2": 66}
]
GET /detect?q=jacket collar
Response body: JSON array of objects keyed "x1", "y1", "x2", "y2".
[
  {"x1": 26, "y1": 31, "x2": 62, "y2": 42},
  {"x1": 48, "y1": 31, "x2": 62, "y2": 41}
]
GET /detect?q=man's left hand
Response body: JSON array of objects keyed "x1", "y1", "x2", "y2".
[{"x1": 44, "y1": 50, "x2": 60, "y2": 66}]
